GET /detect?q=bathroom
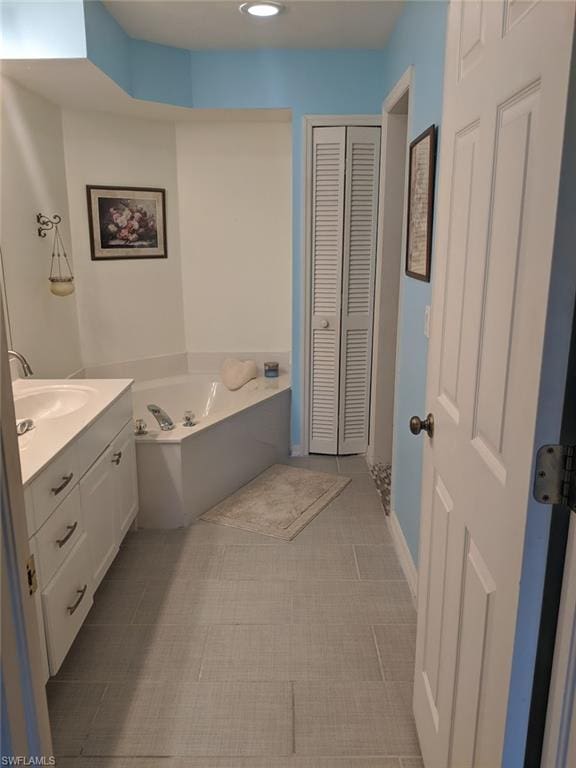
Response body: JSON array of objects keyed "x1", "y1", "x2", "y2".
[
  {"x1": 7, "y1": 0, "x2": 574, "y2": 765},
  {"x1": 1, "y1": 0, "x2": 425, "y2": 758}
]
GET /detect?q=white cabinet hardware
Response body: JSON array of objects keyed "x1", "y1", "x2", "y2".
[
  {"x1": 51, "y1": 473, "x2": 74, "y2": 496},
  {"x1": 67, "y1": 584, "x2": 88, "y2": 615},
  {"x1": 56, "y1": 522, "x2": 78, "y2": 548}
]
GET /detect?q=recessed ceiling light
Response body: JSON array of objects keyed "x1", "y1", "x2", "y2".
[{"x1": 239, "y1": 2, "x2": 284, "y2": 18}]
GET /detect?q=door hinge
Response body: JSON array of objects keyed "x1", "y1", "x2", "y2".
[
  {"x1": 26, "y1": 553, "x2": 38, "y2": 596},
  {"x1": 533, "y1": 444, "x2": 576, "y2": 510}
]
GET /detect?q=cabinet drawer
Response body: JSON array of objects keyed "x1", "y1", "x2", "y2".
[
  {"x1": 77, "y1": 391, "x2": 133, "y2": 477},
  {"x1": 42, "y1": 534, "x2": 94, "y2": 676},
  {"x1": 35, "y1": 486, "x2": 84, "y2": 585},
  {"x1": 30, "y1": 442, "x2": 80, "y2": 533}
]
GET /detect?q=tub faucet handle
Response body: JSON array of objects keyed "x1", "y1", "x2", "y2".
[
  {"x1": 134, "y1": 418, "x2": 148, "y2": 435},
  {"x1": 183, "y1": 411, "x2": 196, "y2": 427}
]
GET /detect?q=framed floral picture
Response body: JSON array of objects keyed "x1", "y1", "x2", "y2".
[
  {"x1": 86, "y1": 186, "x2": 167, "y2": 260},
  {"x1": 405, "y1": 125, "x2": 437, "y2": 282}
]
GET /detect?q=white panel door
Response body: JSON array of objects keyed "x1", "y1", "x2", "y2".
[
  {"x1": 309, "y1": 126, "x2": 346, "y2": 454},
  {"x1": 338, "y1": 126, "x2": 380, "y2": 455},
  {"x1": 413, "y1": 2, "x2": 575, "y2": 766}
]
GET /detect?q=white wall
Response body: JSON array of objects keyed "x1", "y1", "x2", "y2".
[
  {"x1": 176, "y1": 122, "x2": 291, "y2": 358},
  {"x1": 62, "y1": 110, "x2": 186, "y2": 369},
  {"x1": 0, "y1": 77, "x2": 83, "y2": 378}
]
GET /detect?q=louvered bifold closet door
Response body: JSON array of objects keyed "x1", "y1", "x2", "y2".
[
  {"x1": 338, "y1": 126, "x2": 381, "y2": 454},
  {"x1": 309, "y1": 126, "x2": 346, "y2": 454}
]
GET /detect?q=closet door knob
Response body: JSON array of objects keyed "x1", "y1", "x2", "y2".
[{"x1": 321, "y1": 319, "x2": 329, "y2": 329}]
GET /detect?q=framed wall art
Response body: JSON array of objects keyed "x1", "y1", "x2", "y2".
[
  {"x1": 86, "y1": 185, "x2": 167, "y2": 260},
  {"x1": 405, "y1": 125, "x2": 437, "y2": 282}
]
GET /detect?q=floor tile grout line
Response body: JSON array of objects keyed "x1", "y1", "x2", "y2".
[
  {"x1": 196, "y1": 624, "x2": 213, "y2": 682},
  {"x1": 371, "y1": 624, "x2": 386, "y2": 682},
  {"x1": 128, "y1": 582, "x2": 148, "y2": 626},
  {"x1": 352, "y1": 544, "x2": 362, "y2": 580},
  {"x1": 78, "y1": 681, "x2": 109, "y2": 757},
  {"x1": 291, "y1": 680, "x2": 296, "y2": 755}
]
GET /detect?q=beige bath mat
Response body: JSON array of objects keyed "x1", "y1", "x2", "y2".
[{"x1": 202, "y1": 464, "x2": 351, "y2": 541}]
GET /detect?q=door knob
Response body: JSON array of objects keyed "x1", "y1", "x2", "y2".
[
  {"x1": 321, "y1": 319, "x2": 329, "y2": 329},
  {"x1": 409, "y1": 413, "x2": 434, "y2": 438}
]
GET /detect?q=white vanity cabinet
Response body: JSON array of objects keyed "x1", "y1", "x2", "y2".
[{"x1": 24, "y1": 387, "x2": 137, "y2": 678}]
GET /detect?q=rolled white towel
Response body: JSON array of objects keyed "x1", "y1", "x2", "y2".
[{"x1": 221, "y1": 358, "x2": 258, "y2": 391}]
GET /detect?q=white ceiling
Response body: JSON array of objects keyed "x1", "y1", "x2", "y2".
[{"x1": 103, "y1": 0, "x2": 404, "y2": 50}]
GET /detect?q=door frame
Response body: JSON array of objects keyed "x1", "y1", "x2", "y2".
[
  {"x1": 299, "y1": 114, "x2": 382, "y2": 457},
  {"x1": 528, "y1": 248, "x2": 576, "y2": 766},
  {"x1": 367, "y1": 66, "x2": 413, "y2": 477}
]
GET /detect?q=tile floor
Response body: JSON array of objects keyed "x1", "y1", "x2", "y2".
[{"x1": 51, "y1": 455, "x2": 421, "y2": 768}]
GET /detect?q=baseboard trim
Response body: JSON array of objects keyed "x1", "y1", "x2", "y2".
[{"x1": 387, "y1": 509, "x2": 418, "y2": 607}]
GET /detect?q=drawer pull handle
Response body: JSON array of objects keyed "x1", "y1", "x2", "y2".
[
  {"x1": 67, "y1": 584, "x2": 88, "y2": 615},
  {"x1": 56, "y1": 522, "x2": 78, "y2": 548},
  {"x1": 51, "y1": 473, "x2": 74, "y2": 496},
  {"x1": 111, "y1": 451, "x2": 122, "y2": 466}
]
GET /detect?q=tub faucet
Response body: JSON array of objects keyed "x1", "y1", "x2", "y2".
[
  {"x1": 8, "y1": 350, "x2": 34, "y2": 377},
  {"x1": 147, "y1": 404, "x2": 175, "y2": 431}
]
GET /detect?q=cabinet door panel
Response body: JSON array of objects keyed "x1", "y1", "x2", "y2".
[
  {"x1": 112, "y1": 422, "x2": 138, "y2": 542},
  {"x1": 80, "y1": 449, "x2": 117, "y2": 588}
]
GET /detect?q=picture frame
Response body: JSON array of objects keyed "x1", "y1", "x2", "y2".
[
  {"x1": 405, "y1": 125, "x2": 437, "y2": 282},
  {"x1": 86, "y1": 185, "x2": 167, "y2": 260}
]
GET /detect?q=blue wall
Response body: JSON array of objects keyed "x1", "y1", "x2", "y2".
[{"x1": 380, "y1": 0, "x2": 448, "y2": 566}]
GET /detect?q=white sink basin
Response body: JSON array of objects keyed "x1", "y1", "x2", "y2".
[{"x1": 14, "y1": 385, "x2": 96, "y2": 422}]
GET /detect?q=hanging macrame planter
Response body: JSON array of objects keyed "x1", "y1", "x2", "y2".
[{"x1": 37, "y1": 213, "x2": 75, "y2": 296}]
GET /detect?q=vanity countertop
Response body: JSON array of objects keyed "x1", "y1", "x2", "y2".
[{"x1": 14, "y1": 378, "x2": 133, "y2": 486}]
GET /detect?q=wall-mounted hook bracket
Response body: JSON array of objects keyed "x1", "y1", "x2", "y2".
[{"x1": 37, "y1": 213, "x2": 62, "y2": 238}]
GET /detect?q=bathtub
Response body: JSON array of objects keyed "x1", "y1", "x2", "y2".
[{"x1": 132, "y1": 373, "x2": 291, "y2": 528}]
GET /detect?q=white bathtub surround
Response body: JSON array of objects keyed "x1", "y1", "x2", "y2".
[
  {"x1": 202, "y1": 463, "x2": 350, "y2": 540},
  {"x1": 187, "y1": 351, "x2": 291, "y2": 376},
  {"x1": 79, "y1": 351, "x2": 290, "y2": 384},
  {"x1": 220, "y1": 358, "x2": 258, "y2": 391},
  {"x1": 134, "y1": 374, "x2": 291, "y2": 528},
  {"x1": 82, "y1": 352, "x2": 189, "y2": 384}
]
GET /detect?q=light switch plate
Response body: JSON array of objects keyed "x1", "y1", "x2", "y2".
[{"x1": 424, "y1": 305, "x2": 431, "y2": 338}]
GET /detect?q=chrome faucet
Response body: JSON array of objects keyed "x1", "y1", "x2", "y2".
[
  {"x1": 147, "y1": 404, "x2": 175, "y2": 431},
  {"x1": 8, "y1": 350, "x2": 34, "y2": 377}
]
